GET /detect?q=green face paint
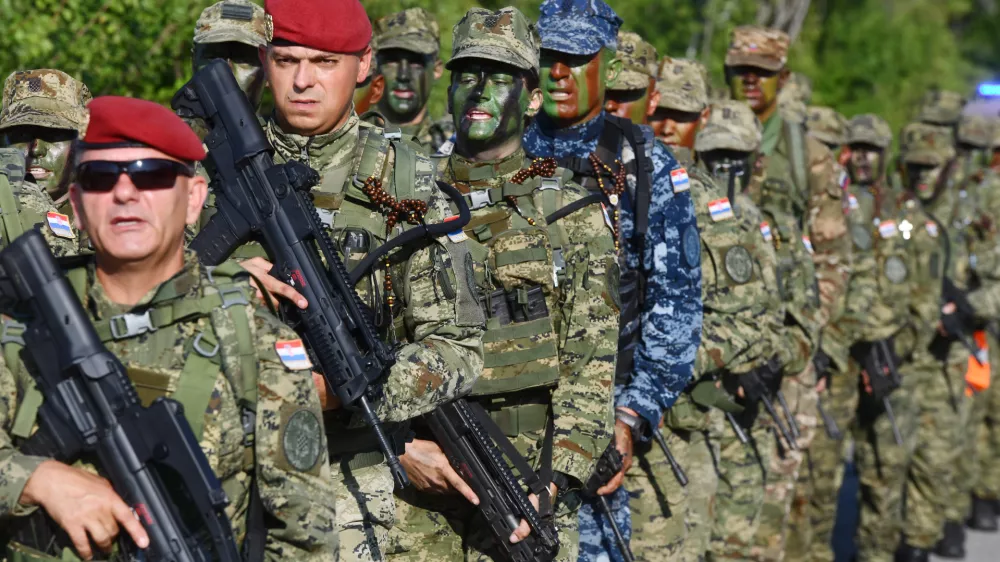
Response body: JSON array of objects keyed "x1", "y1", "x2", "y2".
[
  {"x1": 25, "y1": 139, "x2": 72, "y2": 192},
  {"x1": 193, "y1": 43, "x2": 265, "y2": 107},
  {"x1": 378, "y1": 48, "x2": 434, "y2": 123},
  {"x1": 909, "y1": 164, "x2": 945, "y2": 200},
  {"x1": 728, "y1": 66, "x2": 780, "y2": 115},
  {"x1": 539, "y1": 49, "x2": 607, "y2": 126},
  {"x1": 450, "y1": 61, "x2": 529, "y2": 156}
]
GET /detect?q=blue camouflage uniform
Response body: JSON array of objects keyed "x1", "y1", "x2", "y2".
[{"x1": 524, "y1": 2, "x2": 703, "y2": 559}]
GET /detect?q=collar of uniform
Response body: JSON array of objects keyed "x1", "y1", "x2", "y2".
[
  {"x1": 265, "y1": 112, "x2": 360, "y2": 172},
  {"x1": 87, "y1": 251, "x2": 201, "y2": 321},
  {"x1": 447, "y1": 148, "x2": 527, "y2": 184},
  {"x1": 524, "y1": 112, "x2": 607, "y2": 157},
  {"x1": 760, "y1": 111, "x2": 783, "y2": 156},
  {"x1": 401, "y1": 119, "x2": 431, "y2": 140}
]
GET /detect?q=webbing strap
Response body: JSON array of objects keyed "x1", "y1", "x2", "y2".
[
  {"x1": 619, "y1": 121, "x2": 652, "y2": 242},
  {"x1": 545, "y1": 192, "x2": 606, "y2": 225},
  {"x1": 173, "y1": 331, "x2": 221, "y2": 440},
  {"x1": 10, "y1": 387, "x2": 42, "y2": 440},
  {"x1": 784, "y1": 119, "x2": 809, "y2": 199},
  {"x1": 0, "y1": 175, "x2": 24, "y2": 243},
  {"x1": 485, "y1": 341, "x2": 558, "y2": 368},
  {"x1": 94, "y1": 286, "x2": 249, "y2": 342},
  {"x1": 495, "y1": 247, "x2": 548, "y2": 267}
]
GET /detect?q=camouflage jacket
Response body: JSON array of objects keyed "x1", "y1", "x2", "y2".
[
  {"x1": 523, "y1": 114, "x2": 703, "y2": 429},
  {"x1": 0, "y1": 254, "x2": 338, "y2": 560},
  {"x1": 437, "y1": 148, "x2": 617, "y2": 482},
  {"x1": 258, "y1": 113, "x2": 485, "y2": 426},
  {"x1": 955, "y1": 158, "x2": 1000, "y2": 318}
]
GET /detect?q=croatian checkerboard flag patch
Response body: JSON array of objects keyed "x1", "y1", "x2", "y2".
[
  {"x1": 760, "y1": 221, "x2": 773, "y2": 242},
  {"x1": 276, "y1": 340, "x2": 312, "y2": 370},
  {"x1": 708, "y1": 198, "x2": 734, "y2": 221},
  {"x1": 879, "y1": 220, "x2": 898, "y2": 239},
  {"x1": 802, "y1": 236, "x2": 814, "y2": 254},
  {"x1": 46, "y1": 212, "x2": 74, "y2": 239},
  {"x1": 670, "y1": 168, "x2": 691, "y2": 193},
  {"x1": 925, "y1": 221, "x2": 939, "y2": 237},
  {"x1": 848, "y1": 194, "x2": 859, "y2": 210}
]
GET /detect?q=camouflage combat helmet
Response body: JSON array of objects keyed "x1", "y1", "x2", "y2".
[
  {"x1": 611, "y1": 31, "x2": 657, "y2": 91},
  {"x1": 656, "y1": 57, "x2": 708, "y2": 113},
  {"x1": 374, "y1": 7, "x2": 440, "y2": 56},
  {"x1": 725, "y1": 26, "x2": 790, "y2": 71},
  {"x1": 900, "y1": 122, "x2": 956, "y2": 166},
  {"x1": 956, "y1": 114, "x2": 995, "y2": 149},
  {"x1": 194, "y1": 0, "x2": 268, "y2": 48},
  {"x1": 846, "y1": 114, "x2": 892, "y2": 149},
  {"x1": 806, "y1": 106, "x2": 848, "y2": 146},
  {"x1": 916, "y1": 89, "x2": 965, "y2": 126},
  {"x1": 695, "y1": 100, "x2": 763, "y2": 153},
  {"x1": 536, "y1": 0, "x2": 622, "y2": 56},
  {"x1": 0, "y1": 69, "x2": 91, "y2": 134},
  {"x1": 448, "y1": 7, "x2": 540, "y2": 75}
]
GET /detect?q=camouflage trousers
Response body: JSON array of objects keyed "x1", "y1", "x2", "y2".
[
  {"x1": 625, "y1": 408, "x2": 722, "y2": 561},
  {"x1": 798, "y1": 357, "x2": 861, "y2": 562},
  {"x1": 577, "y1": 483, "x2": 630, "y2": 562},
  {"x1": 751, "y1": 364, "x2": 820, "y2": 562},
  {"x1": 974, "y1": 334, "x2": 1000, "y2": 501},
  {"x1": 903, "y1": 341, "x2": 971, "y2": 549},
  {"x1": 707, "y1": 416, "x2": 776, "y2": 561},
  {"x1": 852, "y1": 357, "x2": 921, "y2": 562},
  {"x1": 333, "y1": 457, "x2": 397, "y2": 561},
  {"x1": 386, "y1": 429, "x2": 580, "y2": 562}
]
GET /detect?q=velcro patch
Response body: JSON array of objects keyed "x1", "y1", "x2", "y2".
[
  {"x1": 670, "y1": 168, "x2": 691, "y2": 193},
  {"x1": 46, "y1": 212, "x2": 74, "y2": 239},
  {"x1": 708, "y1": 198, "x2": 734, "y2": 222},
  {"x1": 878, "y1": 220, "x2": 898, "y2": 239},
  {"x1": 276, "y1": 339, "x2": 312, "y2": 371}
]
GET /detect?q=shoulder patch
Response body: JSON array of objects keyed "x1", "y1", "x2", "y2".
[
  {"x1": 802, "y1": 236, "x2": 814, "y2": 254},
  {"x1": 847, "y1": 194, "x2": 859, "y2": 210},
  {"x1": 275, "y1": 339, "x2": 313, "y2": 370},
  {"x1": 884, "y1": 255, "x2": 908, "y2": 284},
  {"x1": 925, "y1": 221, "x2": 939, "y2": 237},
  {"x1": 282, "y1": 409, "x2": 323, "y2": 472},
  {"x1": 670, "y1": 168, "x2": 691, "y2": 193},
  {"x1": 708, "y1": 198, "x2": 734, "y2": 222},
  {"x1": 46, "y1": 211, "x2": 75, "y2": 239},
  {"x1": 724, "y1": 246, "x2": 754, "y2": 284},
  {"x1": 760, "y1": 221, "x2": 773, "y2": 242},
  {"x1": 682, "y1": 225, "x2": 701, "y2": 268},
  {"x1": 878, "y1": 220, "x2": 898, "y2": 239},
  {"x1": 850, "y1": 223, "x2": 872, "y2": 250}
]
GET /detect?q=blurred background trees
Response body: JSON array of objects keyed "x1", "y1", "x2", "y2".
[{"x1": 0, "y1": 0, "x2": 995, "y2": 133}]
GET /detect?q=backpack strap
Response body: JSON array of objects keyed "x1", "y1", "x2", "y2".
[
  {"x1": 783, "y1": 118, "x2": 809, "y2": 200},
  {"x1": 614, "y1": 118, "x2": 653, "y2": 244},
  {"x1": 0, "y1": 149, "x2": 27, "y2": 243}
]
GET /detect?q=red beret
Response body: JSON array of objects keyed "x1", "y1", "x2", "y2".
[
  {"x1": 81, "y1": 96, "x2": 206, "y2": 162},
  {"x1": 266, "y1": 0, "x2": 372, "y2": 54}
]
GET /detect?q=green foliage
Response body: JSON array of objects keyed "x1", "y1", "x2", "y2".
[{"x1": 0, "y1": 0, "x2": 995, "y2": 137}]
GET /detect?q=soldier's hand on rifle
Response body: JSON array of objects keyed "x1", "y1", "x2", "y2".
[
  {"x1": 311, "y1": 372, "x2": 342, "y2": 410},
  {"x1": 511, "y1": 483, "x2": 558, "y2": 544},
  {"x1": 240, "y1": 257, "x2": 308, "y2": 309},
  {"x1": 938, "y1": 302, "x2": 958, "y2": 336},
  {"x1": 597, "y1": 413, "x2": 635, "y2": 495},
  {"x1": 398, "y1": 439, "x2": 479, "y2": 504},
  {"x1": 20, "y1": 460, "x2": 150, "y2": 560}
]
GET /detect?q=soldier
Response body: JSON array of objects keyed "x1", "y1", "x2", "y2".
[
  {"x1": 0, "y1": 96, "x2": 338, "y2": 561},
  {"x1": 354, "y1": 34, "x2": 385, "y2": 116},
  {"x1": 724, "y1": 26, "x2": 852, "y2": 561},
  {"x1": 189, "y1": 0, "x2": 268, "y2": 135},
  {"x1": 933, "y1": 115, "x2": 1000, "y2": 556},
  {"x1": 915, "y1": 90, "x2": 965, "y2": 128},
  {"x1": 893, "y1": 121, "x2": 972, "y2": 562},
  {"x1": 522, "y1": 1, "x2": 703, "y2": 560},
  {"x1": 805, "y1": 106, "x2": 848, "y2": 152},
  {"x1": 229, "y1": 1, "x2": 486, "y2": 559},
  {"x1": 388, "y1": 8, "x2": 617, "y2": 560},
  {"x1": 372, "y1": 8, "x2": 446, "y2": 153},
  {"x1": 0, "y1": 69, "x2": 88, "y2": 256}
]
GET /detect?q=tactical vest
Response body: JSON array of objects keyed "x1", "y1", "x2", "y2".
[
  {"x1": 3, "y1": 261, "x2": 260, "y2": 562},
  {"x1": 455, "y1": 167, "x2": 579, "y2": 436},
  {"x1": 762, "y1": 118, "x2": 810, "y2": 220},
  {"x1": 530, "y1": 115, "x2": 653, "y2": 384}
]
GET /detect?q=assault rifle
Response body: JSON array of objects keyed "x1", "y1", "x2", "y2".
[
  {"x1": 726, "y1": 358, "x2": 799, "y2": 451},
  {"x1": 173, "y1": 61, "x2": 471, "y2": 489},
  {"x1": 0, "y1": 229, "x2": 240, "y2": 562},
  {"x1": 425, "y1": 399, "x2": 559, "y2": 562},
  {"x1": 851, "y1": 339, "x2": 903, "y2": 446},
  {"x1": 812, "y1": 350, "x2": 843, "y2": 441},
  {"x1": 583, "y1": 442, "x2": 634, "y2": 562}
]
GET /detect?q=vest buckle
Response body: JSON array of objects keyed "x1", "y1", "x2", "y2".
[
  {"x1": 109, "y1": 310, "x2": 156, "y2": 340},
  {"x1": 469, "y1": 190, "x2": 492, "y2": 210},
  {"x1": 219, "y1": 286, "x2": 249, "y2": 309},
  {"x1": 0, "y1": 319, "x2": 26, "y2": 346}
]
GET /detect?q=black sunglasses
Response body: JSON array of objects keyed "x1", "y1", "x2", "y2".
[{"x1": 75, "y1": 159, "x2": 194, "y2": 192}]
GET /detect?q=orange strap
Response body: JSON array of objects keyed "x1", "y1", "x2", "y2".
[{"x1": 966, "y1": 330, "x2": 991, "y2": 396}]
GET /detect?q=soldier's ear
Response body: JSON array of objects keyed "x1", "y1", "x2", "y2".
[
  {"x1": 186, "y1": 175, "x2": 209, "y2": 227},
  {"x1": 606, "y1": 56, "x2": 623, "y2": 89},
  {"x1": 700, "y1": 106, "x2": 711, "y2": 128},
  {"x1": 777, "y1": 68, "x2": 790, "y2": 91},
  {"x1": 370, "y1": 75, "x2": 386, "y2": 106},
  {"x1": 646, "y1": 84, "x2": 660, "y2": 118},
  {"x1": 258, "y1": 46, "x2": 268, "y2": 69},
  {"x1": 434, "y1": 58, "x2": 444, "y2": 81},
  {"x1": 526, "y1": 87, "x2": 544, "y2": 118},
  {"x1": 357, "y1": 46, "x2": 374, "y2": 84}
]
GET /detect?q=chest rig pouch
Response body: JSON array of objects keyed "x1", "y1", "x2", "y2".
[{"x1": 761, "y1": 205, "x2": 821, "y2": 341}]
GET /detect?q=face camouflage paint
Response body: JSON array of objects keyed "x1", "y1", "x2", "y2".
[
  {"x1": 451, "y1": 62, "x2": 530, "y2": 156},
  {"x1": 539, "y1": 49, "x2": 607, "y2": 126},
  {"x1": 378, "y1": 49, "x2": 435, "y2": 123}
]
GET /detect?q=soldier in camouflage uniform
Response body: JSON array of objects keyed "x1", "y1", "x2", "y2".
[
  {"x1": 892, "y1": 121, "x2": 973, "y2": 562},
  {"x1": 647, "y1": 57, "x2": 709, "y2": 150},
  {"x1": 387, "y1": 10, "x2": 618, "y2": 561},
  {"x1": 223, "y1": 2, "x2": 486, "y2": 559},
  {"x1": 0, "y1": 69, "x2": 87, "y2": 256},
  {"x1": 933, "y1": 115, "x2": 1000, "y2": 552},
  {"x1": 724, "y1": 26, "x2": 852, "y2": 562},
  {"x1": 372, "y1": 8, "x2": 450, "y2": 154},
  {"x1": 0, "y1": 96, "x2": 338, "y2": 562},
  {"x1": 522, "y1": 2, "x2": 703, "y2": 561},
  {"x1": 805, "y1": 106, "x2": 848, "y2": 151},
  {"x1": 189, "y1": 0, "x2": 268, "y2": 137}
]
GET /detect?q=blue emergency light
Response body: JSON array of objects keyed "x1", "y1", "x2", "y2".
[{"x1": 979, "y1": 83, "x2": 1000, "y2": 97}]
